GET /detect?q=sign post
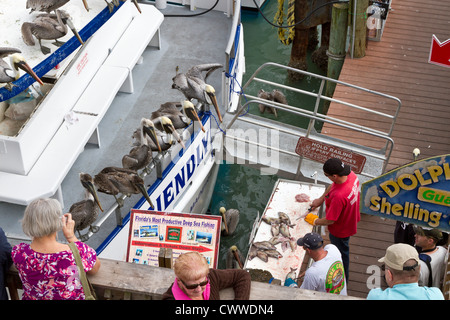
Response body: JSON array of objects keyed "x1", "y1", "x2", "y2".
[
  {"x1": 126, "y1": 210, "x2": 222, "y2": 268},
  {"x1": 360, "y1": 154, "x2": 450, "y2": 232}
]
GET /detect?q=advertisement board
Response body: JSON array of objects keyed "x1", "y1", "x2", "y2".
[
  {"x1": 126, "y1": 209, "x2": 222, "y2": 268},
  {"x1": 360, "y1": 154, "x2": 450, "y2": 232}
]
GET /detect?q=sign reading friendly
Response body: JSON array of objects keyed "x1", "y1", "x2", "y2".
[{"x1": 360, "y1": 154, "x2": 450, "y2": 232}]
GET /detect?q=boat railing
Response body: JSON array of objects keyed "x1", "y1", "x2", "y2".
[
  {"x1": 224, "y1": 62, "x2": 401, "y2": 177},
  {"x1": 223, "y1": 0, "x2": 244, "y2": 113}
]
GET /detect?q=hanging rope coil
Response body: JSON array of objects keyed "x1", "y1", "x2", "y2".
[{"x1": 274, "y1": 0, "x2": 295, "y2": 45}]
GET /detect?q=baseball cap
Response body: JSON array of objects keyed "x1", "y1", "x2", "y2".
[
  {"x1": 323, "y1": 158, "x2": 351, "y2": 176},
  {"x1": 297, "y1": 232, "x2": 323, "y2": 250},
  {"x1": 378, "y1": 243, "x2": 420, "y2": 271},
  {"x1": 413, "y1": 226, "x2": 443, "y2": 242}
]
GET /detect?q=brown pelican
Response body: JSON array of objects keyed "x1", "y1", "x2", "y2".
[
  {"x1": 220, "y1": 206, "x2": 240, "y2": 236},
  {"x1": 26, "y1": 0, "x2": 90, "y2": 13},
  {"x1": 94, "y1": 166, "x2": 154, "y2": 208},
  {"x1": 69, "y1": 173, "x2": 103, "y2": 236},
  {"x1": 226, "y1": 245, "x2": 244, "y2": 269},
  {"x1": 257, "y1": 89, "x2": 288, "y2": 117},
  {"x1": 151, "y1": 101, "x2": 205, "y2": 132},
  {"x1": 122, "y1": 118, "x2": 160, "y2": 171},
  {"x1": 104, "y1": 0, "x2": 141, "y2": 14},
  {"x1": 21, "y1": 10, "x2": 84, "y2": 55},
  {"x1": 172, "y1": 63, "x2": 223, "y2": 122},
  {"x1": 152, "y1": 116, "x2": 185, "y2": 149},
  {"x1": 131, "y1": 126, "x2": 176, "y2": 152},
  {"x1": 0, "y1": 49, "x2": 44, "y2": 90}
]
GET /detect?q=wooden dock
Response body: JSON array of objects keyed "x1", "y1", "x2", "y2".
[{"x1": 321, "y1": 0, "x2": 450, "y2": 298}]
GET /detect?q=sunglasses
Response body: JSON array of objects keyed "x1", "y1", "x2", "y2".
[{"x1": 180, "y1": 276, "x2": 209, "y2": 290}]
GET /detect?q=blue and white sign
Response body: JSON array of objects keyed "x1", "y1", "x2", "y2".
[{"x1": 361, "y1": 154, "x2": 450, "y2": 232}]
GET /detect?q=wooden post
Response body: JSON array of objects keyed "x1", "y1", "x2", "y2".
[
  {"x1": 349, "y1": 0, "x2": 369, "y2": 58},
  {"x1": 323, "y1": 2, "x2": 349, "y2": 114}
]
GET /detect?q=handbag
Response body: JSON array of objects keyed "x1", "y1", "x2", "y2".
[{"x1": 68, "y1": 242, "x2": 97, "y2": 300}]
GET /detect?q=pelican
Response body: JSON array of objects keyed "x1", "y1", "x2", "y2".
[
  {"x1": 122, "y1": 118, "x2": 160, "y2": 171},
  {"x1": 172, "y1": 63, "x2": 223, "y2": 122},
  {"x1": 257, "y1": 89, "x2": 288, "y2": 117},
  {"x1": 0, "y1": 49, "x2": 44, "y2": 90},
  {"x1": 151, "y1": 101, "x2": 205, "y2": 132},
  {"x1": 21, "y1": 10, "x2": 84, "y2": 55},
  {"x1": 132, "y1": 126, "x2": 176, "y2": 152},
  {"x1": 69, "y1": 173, "x2": 104, "y2": 236},
  {"x1": 94, "y1": 166, "x2": 154, "y2": 208},
  {"x1": 152, "y1": 116, "x2": 185, "y2": 149},
  {"x1": 220, "y1": 206, "x2": 240, "y2": 236},
  {"x1": 26, "y1": 0, "x2": 90, "y2": 12},
  {"x1": 226, "y1": 245, "x2": 244, "y2": 269},
  {"x1": 104, "y1": 0, "x2": 141, "y2": 13}
]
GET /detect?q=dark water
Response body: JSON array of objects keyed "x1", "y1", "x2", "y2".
[{"x1": 210, "y1": 0, "x2": 327, "y2": 269}]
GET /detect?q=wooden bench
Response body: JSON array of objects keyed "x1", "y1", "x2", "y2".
[{"x1": 0, "y1": 2, "x2": 164, "y2": 206}]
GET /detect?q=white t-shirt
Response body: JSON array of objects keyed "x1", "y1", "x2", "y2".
[
  {"x1": 419, "y1": 246, "x2": 448, "y2": 288},
  {"x1": 300, "y1": 244, "x2": 347, "y2": 295}
]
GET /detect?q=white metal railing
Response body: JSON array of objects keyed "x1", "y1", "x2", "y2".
[{"x1": 225, "y1": 62, "x2": 402, "y2": 174}]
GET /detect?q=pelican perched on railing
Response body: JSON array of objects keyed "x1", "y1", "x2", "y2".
[
  {"x1": 172, "y1": 63, "x2": 223, "y2": 123},
  {"x1": 0, "y1": 48, "x2": 44, "y2": 90},
  {"x1": 151, "y1": 101, "x2": 205, "y2": 132},
  {"x1": 152, "y1": 116, "x2": 185, "y2": 149},
  {"x1": 21, "y1": 9, "x2": 84, "y2": 55},
  {"x1": 94, "y1": 166, "x2": 154, "y2": 208},
  {"x1": 220, "y1": 206, "x2": 240, "y2": 236},
  {"x1": 122, "y1": 118, "x2": 160, "y2": 172},
  {"x1": 69, "y1": 173, "x2": 103, "y2": 237}
]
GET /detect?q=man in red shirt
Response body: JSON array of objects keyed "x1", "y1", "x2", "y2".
[{"x1": 305, "y1": 158, "x2": 361, "y2": 283}]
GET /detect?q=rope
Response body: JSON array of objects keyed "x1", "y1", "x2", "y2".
[{"x1": 274, "y1": 0, "x2": 295, "y2": 45}]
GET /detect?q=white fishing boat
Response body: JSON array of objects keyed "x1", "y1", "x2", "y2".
[{"x1": 0, "y1": 0, "x2": 245, "y2": 260}]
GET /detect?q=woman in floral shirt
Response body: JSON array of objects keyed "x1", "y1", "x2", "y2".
[{"x1": 12, "y1": 198, "x2": 100, "y2": 300}]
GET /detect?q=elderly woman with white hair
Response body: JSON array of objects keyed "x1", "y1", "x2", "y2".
[{"x1": 11, "y1": 198, "x2": 100, "y2": 300}]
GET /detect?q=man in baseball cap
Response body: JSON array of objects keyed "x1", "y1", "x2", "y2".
[
  {"x1": 367, "y1": 243, "x2": 444, "y2": 300},
  {"x1": 296, "y1": 233, "x2": 347, "y2": 295}
]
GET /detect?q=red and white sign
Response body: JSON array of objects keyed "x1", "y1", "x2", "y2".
[
  {"x1": 126, "y1": 210, "x2": 222, "y2": 268},
  {"x1": 295, "y1": 137, "x2": 366, "y2": 174},
  {"x1": 429, "y1": 35, "x2": 450, "y2": 68}
]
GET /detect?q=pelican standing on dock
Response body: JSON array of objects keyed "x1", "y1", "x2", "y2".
[
  {"x1": 122, "y1": 118, "x2": 160, "y2": 171},
  {"x1": 0, "y1": 48, "x2": 44, "y2": 90},
  {"x1": 21, "y1": 10, "x2": 84, "y2": 55},
  {"x1": 94, "y1": 166, "x2": 154, "y2": 208},
  {"x1": 220, "y1": 207, "x2": 240, "y2": 236},
  {"x1": 172, "y1": 63, "x2": 223, "y2": 123},
  {"x1": 69, "y1": 173, "x2": 104, "y2": 236},
  {"x1": 26, "y1": 0, "x2": 90, "y2": 12}
]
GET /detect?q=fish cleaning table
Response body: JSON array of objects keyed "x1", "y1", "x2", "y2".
[{"x1": 244, "y1": 179, "x2": 326, "y2": 285}]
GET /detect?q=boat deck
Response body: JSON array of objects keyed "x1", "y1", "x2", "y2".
[
  {"x1": 322, "y1": 0, "x2": 450, "y2": 298},
  {"x1": 1, "y1": 3, "x2": 230, "y2": 250}
]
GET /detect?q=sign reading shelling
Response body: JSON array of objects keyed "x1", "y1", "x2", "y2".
[
  {"x1": 295, "y1": 137, "x2": 366, "y2": 174},
  {"x1": 126, "y1": 210, "x2": 222, "y2": 268},
  {"x1": 360, "y1": 154, "x2": 450, "y2": 232}
]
